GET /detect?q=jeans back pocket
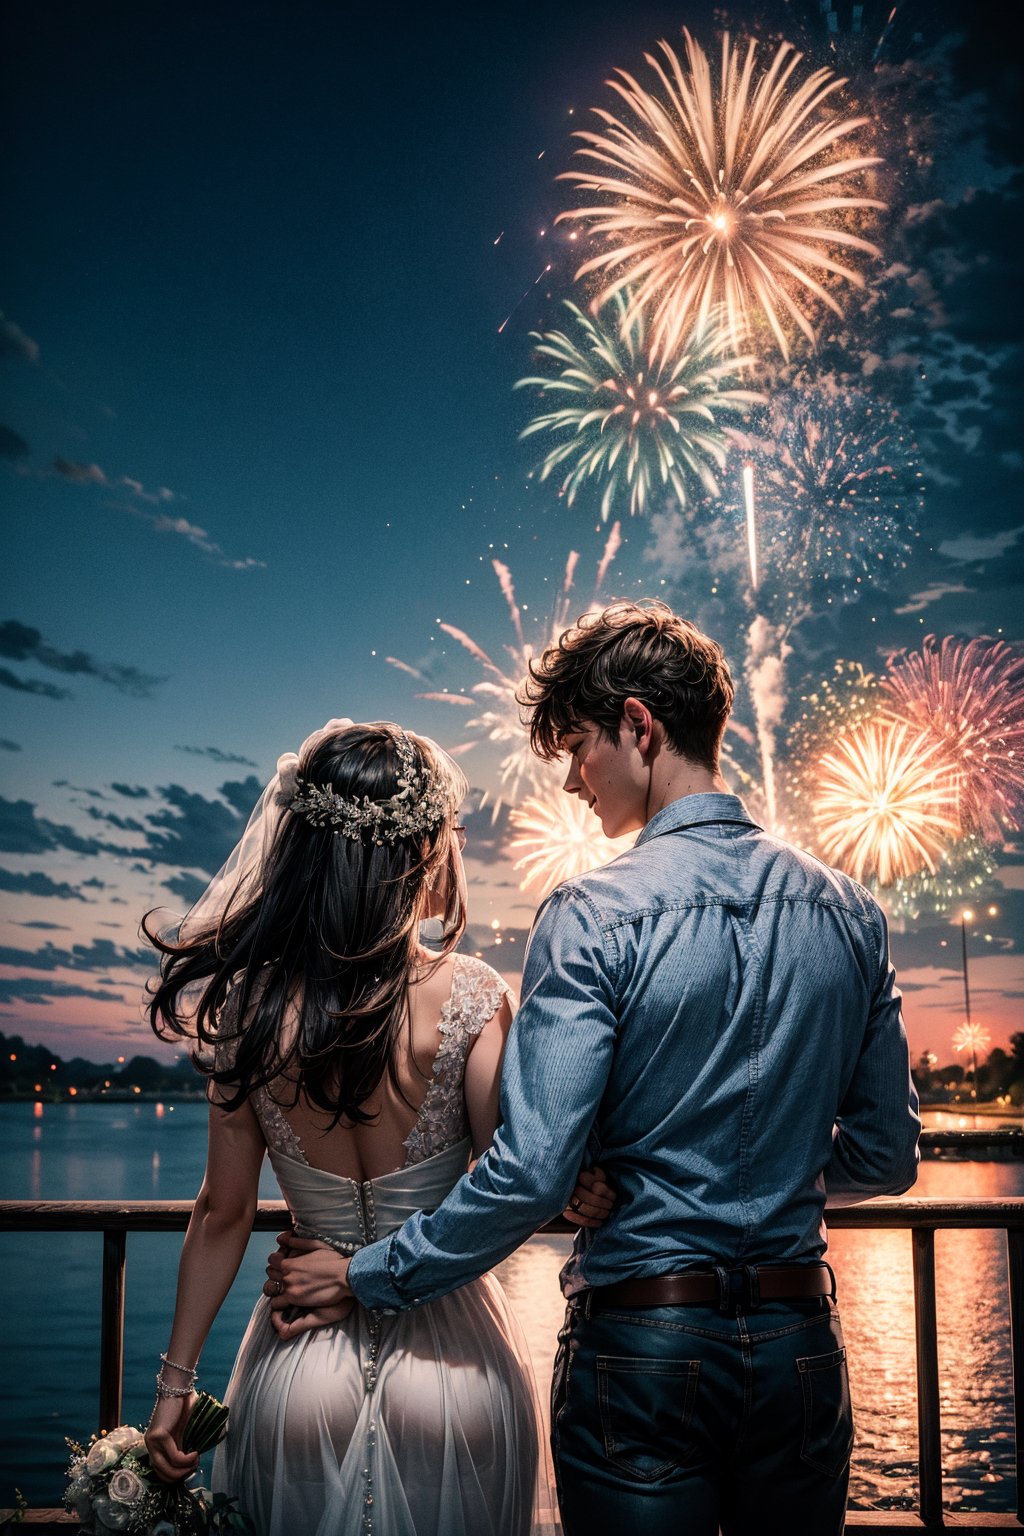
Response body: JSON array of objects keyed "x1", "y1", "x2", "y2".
[
  {"x1": 797, "y1": 1345, "x2": 854, "y2": 1478},
  {"x1": 596, "y1": 1355, "x2": 700, "y2": 1482}
]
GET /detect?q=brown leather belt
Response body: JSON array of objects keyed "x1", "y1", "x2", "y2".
[{"x1": 589, "y1": 1263, "x2": 833, "y2": 1311}]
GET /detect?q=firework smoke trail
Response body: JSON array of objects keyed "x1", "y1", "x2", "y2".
[
  {"x1": 812, "y1": 719, "x2": 961, "y2": 887},
  {"x1": 742, "y1": 464, "x2": 758, "y2": 589},
  {"x1": 387, "y1": 526, "x2": 622, "y2": 816},
  {"x1": 746, "y1": 614, "x2": 791, "y2": 830},
  {"x1": 559, "y1": 30, "x2": 884, "y2": 361},
  {"x1": 881, "y1": 636, "x2": 1024, "y2": 840},
  {"x1": 509, "y1": 789, "x2": 635, "y2": 897},
  {"x1": 517, "y1": 294, "x2": 761, "y2": 520}
]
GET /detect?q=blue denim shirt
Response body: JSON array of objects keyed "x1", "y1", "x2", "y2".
[{"x1": 349, "y1": 793, "x2": 920, "y2": 1310}]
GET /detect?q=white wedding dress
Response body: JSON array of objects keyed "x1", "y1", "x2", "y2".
[{"x1": 211, "y1": 955, "x2": 558, "y2": 1536}]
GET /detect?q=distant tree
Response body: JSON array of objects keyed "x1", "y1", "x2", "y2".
[{"x1": 977, "y1": 1047, "x2": 1011, "y2": 1101}]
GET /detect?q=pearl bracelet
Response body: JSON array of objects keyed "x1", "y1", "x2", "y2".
[
  {"x1": 160, "y1": 1351, "x2": 197, "y2": 1379},
  {"x1": 154, "y1": 1373, "x2": 194, "y2": 1399}
]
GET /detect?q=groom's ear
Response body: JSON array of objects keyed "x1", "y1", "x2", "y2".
[{"x1": 622, "y1": 697, "x2": 654, "y2": 753}]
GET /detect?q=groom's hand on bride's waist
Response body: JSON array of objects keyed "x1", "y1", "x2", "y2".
[{"x1": 265, "y1": 1230, "x2": 354, "y2": 1339}]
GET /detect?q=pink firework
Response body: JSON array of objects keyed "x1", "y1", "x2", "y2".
[{"x1": 882, "y1": 636, "x2": 1024, "y2": 840}]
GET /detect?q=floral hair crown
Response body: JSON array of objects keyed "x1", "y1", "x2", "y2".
[{"x1": 285, "y1": 729, "x2": 450, "y2": 846}]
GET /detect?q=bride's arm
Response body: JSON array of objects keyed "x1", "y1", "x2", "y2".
[
  {"x1": 144, "y1": 1088, "x2": 265, "y2": 1481},
  {"x1": 464, "y1": 995, "x2": 513, "y2": 1158}
]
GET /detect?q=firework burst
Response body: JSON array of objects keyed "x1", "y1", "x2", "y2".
[
  {"x1": 740, "y1": 376, "x2": 922, "y2": 617},
  {"x1": 881, "y1": 636, "x2": 1024, "y2": 841},
  {"x1": 952, "y1": 1021, "x2": 991, "y2": 1056},
  {"x1": 388, "y1": 528, "x2": 622, "y2": 816},
  {"x1": 560, "y1": 29, "x2": 884, "y2": 361},
  {"x1": 881, "y1": 835, "x2": 997, "y2": 924},
  {"x1": 812, "y1": 719, "x2": 961, "y2": 887},
  {"x1": 516, "y1": 294, "x2": 761, "y2": 521},
  {"x1": 509, "y1": 788, "x2": 635, "y2": 897}
]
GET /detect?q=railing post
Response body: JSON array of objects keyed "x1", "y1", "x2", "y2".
[
  {"x1": 1008, "y1": 1227, "x2": 1024, "y2": 1526},
  {"x1": 99, "y1": 1228, "x2": 126, "y2": 1431},
  {"x1": 912, "y1": 1227, "x2": 943, "y2": 1527}
]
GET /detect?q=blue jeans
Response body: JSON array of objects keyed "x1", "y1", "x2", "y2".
[{"x1": 551, "y1": 1290, "x2": 853, "y2": 1536}]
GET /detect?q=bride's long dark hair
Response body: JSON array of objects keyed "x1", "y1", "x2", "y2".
[{"x1": 143, "y1": 723, "x2": 469, "y2": 1126}]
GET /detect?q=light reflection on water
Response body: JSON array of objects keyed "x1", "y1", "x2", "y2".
[{"x1": 1, "y1": 1104, "x2": 1019, "y2": 1516}]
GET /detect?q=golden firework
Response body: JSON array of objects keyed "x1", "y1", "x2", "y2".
[
  {"x1": 560, "y1": 30, "x2": 884, "y2": 361},
  {"x1": 509, "y1": 789, "x2": 634, "y2": 897},
  {"x1": 813, "y1": 720, "x2": 961, "y2": 887},
  {"x1": 952, "y1": 1022, "x2": 991, "y2": 1057}
]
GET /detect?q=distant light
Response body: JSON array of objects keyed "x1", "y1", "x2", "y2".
[
  {"x1": 68, "y1": 1087, "x2": 78, "y2": 1097},
  {"x1": 117, "y1": 1056, "x2": 125, "y2": 1064},
  {"x1": 8, "y1": 1053, "x2": 16, "y2": 1062},
  {"x1": 49, "y1": 1063, "x2": 56, "y2": 1071},
  {"x1": 961, "y1": 909, "x2": 974, "y2": 923},
  {"x1": 490, "y1": 919, "x2": 501, "y2": 930},
  {"x1": 132, "y1": 1086, "x2": 141, "y2": 1095},
  {"x1": 33, "y1": 1083, "x2": 42, "y2": 1093},
  {"x1": 987, "y1": 904, "x2": 998, "y2": 917}
]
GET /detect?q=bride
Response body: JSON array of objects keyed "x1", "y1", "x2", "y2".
[{"x1": 141, "y1": 719, "x2": 608, "y2": 1535}]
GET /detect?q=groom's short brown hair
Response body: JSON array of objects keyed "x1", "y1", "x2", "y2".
[{"x1": 519, "y1": 600, "x2": 734, "y2": 773}]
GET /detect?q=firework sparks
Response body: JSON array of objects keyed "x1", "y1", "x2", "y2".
[
  {"x1": 812, "y1": 719, "x2": 961, "y2": 887},
  {"x1": 742, "y1": 464, "x2": 758, "y2": 589},
  {"x1": 389, "y1": 529, "x2": 622, "y2": 815},
  {"x1": 517, "y1": 294, "x2": 760, "y2": 520},
  {"x1": 509, "y1": 788, "x2": 635, "y2": 896},
  {"x1": 882, "y1": 835, "x2": 997, "y2": 924},
  {"x1": 560, "y1": 30, "x2": 884, "y2": 361},
  {"x1": 881, "y1": 636, "x2": 1024, "y2": 840},
  {"x1": 740, "y1": 376, "x2": 922, "y2": 617},
  {"x1": 952, "y1": 1021, "x2": 991, "y2": 1056}
]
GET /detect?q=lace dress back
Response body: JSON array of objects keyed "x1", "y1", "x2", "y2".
[{"x1": 210, "y1": 955, "x2": 557, "y2": 1536}]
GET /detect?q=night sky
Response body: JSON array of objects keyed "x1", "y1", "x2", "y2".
[{"x1": 2, "y1": 0, "x2": 1021, "y2": 1064}]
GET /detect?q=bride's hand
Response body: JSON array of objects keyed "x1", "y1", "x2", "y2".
[
  {"x1": 145, "y1": 1391, "x2": 200, "y2": 1482},
  {"x1": 564, "y1": 1165, "x2": 616, "y2": 1229}
]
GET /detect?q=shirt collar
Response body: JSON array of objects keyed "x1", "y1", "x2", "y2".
[{"x1": 634, "y1": 792, "x2": 761, "y2": 848}]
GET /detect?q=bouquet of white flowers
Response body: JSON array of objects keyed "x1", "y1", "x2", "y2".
[{"x1": 63, "y1": 1393, "x2": 252, "y2": 1534}]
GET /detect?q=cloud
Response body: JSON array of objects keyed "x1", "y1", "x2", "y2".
[
  {"x1": 937, "y1": 526, "x2": 1024, "y2": 563},
  {"x1": 0, "y1": 620, "x2": 165, "y2": 697},
  {"x1": 0, "y1": 869, "x2": 87, "y2": 901},
  {"x1": 0, "y1": 938, "x2": 151, "y2": 974},
  {"x1": 53, "y1": 456, "x2": 107, "y2": 485},
  {"x1": 17, "y1": 921, "x2": 71, "y2": 931},
  {"x1": 0, "y1": 667, "x2": 70, "y2": 699},
  {"x1": 148, "y1": 513, "x2": 266, "y2": 571},
  {"x1": 163, "y1": 871, "x2": 208, "y2": 905},
  {"x1": 0, "y1": 976, "x2": 125, "y2": 1005},
  {"x1": 0, "y1": 425, "x2": 29, "y2": 459},
  {"x1": 894, "y1": 582, "x2": 974, "y2": 615},
  {"x1": 0, "y1": 795, "x2": 122, "y2": 857},
  {"x1": 0, "y1": 312, "x2": 39, "y2": 365},
  {"x1": 134, "y1": 776, "x2": 263, "y2": 875},
  {"x1": 119, "y1": 477, "x2": 174, "y2": 504},
  {"x1": 174, "y1": 745, "x2": 259, "y2": 768},
  {"x1": 111, "y1": 783, "x2": 150, "y2": 798},
  {"x1": 0, "y1": 740, "x2": 20, "y2": 752}
]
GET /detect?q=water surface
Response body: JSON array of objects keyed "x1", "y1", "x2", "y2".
[{"x1": 1, "y1": 1102, "x2": 1018, "y2": 1516}]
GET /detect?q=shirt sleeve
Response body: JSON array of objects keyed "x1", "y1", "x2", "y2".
[
  {"x1": 824, "y1": 903, "x2": 921, "y2": 1205},
  {"x1": 348, "y1": 885, "x2": 619, "y2": 1309}
]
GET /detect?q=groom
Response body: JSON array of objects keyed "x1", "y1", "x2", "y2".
[{"x1": 270, "y1": 600, "x2": 920, "y2": 1534}]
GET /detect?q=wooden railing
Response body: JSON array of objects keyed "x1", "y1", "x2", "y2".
[{"x1": 2, "y1": 1196, "x2": 1022, "y2": 1533}]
